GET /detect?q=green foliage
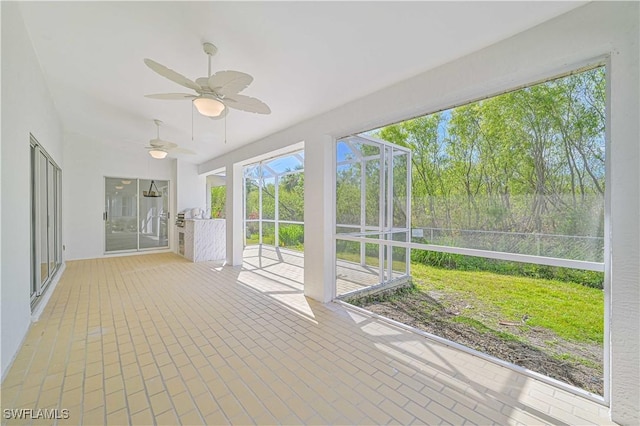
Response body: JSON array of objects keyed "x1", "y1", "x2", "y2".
[
  {"x1": 243, "y1": 157, "x2": 304, "y2": 248},
  {"x1": 279, "y1": 224, "x2": 304, "y2": 248},
  {"x1": 210, "y1": 186, "x2": 226, "y2": 218},
  {"x1": 262, "y1": 181, "x2": 276, "y2": 219},
  {"x1": 278, "y1": 173, "x2": 304, "y2": 221},
  {"x1": 245, "y1": 179, "x2": 260, "y2": 220},
  {"x1": 368, "y1": 67, "x2": 607, "y2": 263}
]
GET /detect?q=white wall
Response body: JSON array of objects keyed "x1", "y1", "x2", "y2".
[
  {"x1": 0, "y1": 2, "x2": 64, "y2": 377},
  {"x1": 200, "y1": 3, "x2": 639, "y2": 422},
  {"x1": 173, "y1": 160, "x2": 206, "y2": 252},
  {"x1": 63, "y1": 133, "x2": 173, "y2": 260},
  {"x1": 176, "y1": 160, "x2": 207, "y2": 213}
]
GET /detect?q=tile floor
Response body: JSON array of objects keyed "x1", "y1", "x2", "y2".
[{"x1": 1, "y1": 247, "x2": 614, "y2": 425}]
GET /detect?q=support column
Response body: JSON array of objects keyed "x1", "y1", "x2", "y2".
[
  {"x1": 304, "y1": 134, "x2": 335, "y2": 302},
  {"x1": 225, "y1": 162, "x2": 244, "y2": 266},
  {"x1": 609, "y1": 39, "x2": 640, "y2": 424}
]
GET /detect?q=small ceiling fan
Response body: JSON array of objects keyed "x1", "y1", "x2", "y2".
[
  {"x1": 144, "y1": 42, "x2": 271, "y2": 118},
  {"x1": 145, "y1": 119, "x2": 195, "y2": 159}
]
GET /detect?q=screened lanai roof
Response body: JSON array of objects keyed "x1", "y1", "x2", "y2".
[
  {"x1": 244, "y1": 151, "x2": 305, "y2": 179},
  {"x1": 337, "y1": 134, "x2": 411, "y2": 164}
]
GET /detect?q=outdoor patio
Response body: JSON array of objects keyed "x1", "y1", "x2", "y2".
[{"x1": 0, "y1": 246, "x2": 612, "y2": 425}]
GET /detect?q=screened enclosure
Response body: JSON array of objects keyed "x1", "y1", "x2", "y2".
[
  {"x1": 335, "y1": 135, "x2": 412, "y2": 296},
  {"x1": 373, "y1": 66, "x2": 606, "y2": 272},
  {"x1": 339, "y1": 66, "x2": 608, "y2": 396},
  {"x1": 243, "y1": 151, "x2": 305, "y2": 250}
]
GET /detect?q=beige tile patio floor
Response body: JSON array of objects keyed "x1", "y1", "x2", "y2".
[{"x1": 1, "y1": 246, "x2": 614, "y2": 425}]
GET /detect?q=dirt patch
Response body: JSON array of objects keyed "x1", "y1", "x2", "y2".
[{"x1": 348, "y1": 287, "x2": 603, "y2": 395}]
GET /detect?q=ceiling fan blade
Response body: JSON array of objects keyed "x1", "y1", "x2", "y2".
[
  {"x1": 224, "y1": 94, "x2": 271, "y2": 114},
  {"x1": 208, "y1": 70, "x2": 253, "y2": 96},
  {"x1": 144, "y1": 58, "x2": 200, "y2": 91},
  {"x1": 170, "y1": 147, "x2": 196, "y2": 155},
  {"x1": 145, "y1": 93, "x2": 196, "y2": 100},
  {"x1": 195, "y1": 77, "x2": 210, "y2": 90},
  {"x1": 149, "y1": 139, "x2": 178, "y2": 149}
]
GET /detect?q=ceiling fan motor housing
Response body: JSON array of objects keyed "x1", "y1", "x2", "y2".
[{"x1": 203, "y1": 42, "x2": 217, "y2": 56}]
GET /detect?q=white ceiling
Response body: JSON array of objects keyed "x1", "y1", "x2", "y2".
[{"x1": 19, "y1": 1, "x2": 585, "y2": 164}]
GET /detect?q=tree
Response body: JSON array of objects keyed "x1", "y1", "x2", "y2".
[{"x1": 373, "y1": 66, "x2": 605, "y2": 261}]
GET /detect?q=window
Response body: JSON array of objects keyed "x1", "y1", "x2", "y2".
[{"x1": 30, "y1": 136, "x2": 62, "y2": 307}]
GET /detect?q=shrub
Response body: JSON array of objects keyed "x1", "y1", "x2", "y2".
[{"x1": 279, "y1": 224, "x2": 304, "y2": 247}]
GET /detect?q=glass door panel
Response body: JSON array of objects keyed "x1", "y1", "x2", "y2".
[
  {"x1": 30, "y1": 138, "x2": 62, "y2": 307},
  {"x1": 30, "y1": 145, "x2": 37, "y2": 299},
  {"x1": 105, "y1": 177, "x2": 138, "y2": 252},
  {"x1": 39, "y1": 153, "x2": 49, "y2": 284},
  {"x1": 56, "y1": 168, "x2": 63, "y2": 264},
  {"x1": 139, "y1": 179, "x2": 169, "y2": 250},
  {"x1": 47, "y1": 160, "x2": 56, "y2": 275}
]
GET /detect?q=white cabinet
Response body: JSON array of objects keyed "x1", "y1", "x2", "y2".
[{"x1": 177, "y1": 219, "x2": 226, "y2": 262}]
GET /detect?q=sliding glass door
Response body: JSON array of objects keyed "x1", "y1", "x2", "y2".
[
  {"x1": 139, "y1": 179, "x2": 169, "y2": 250},
  {"x1": 105, "y1": 177, "x2": 169, "y2": 252},
  {"x1": 30, "y1": 136, "x2": 62, "y2": 307},
  {"x1": 105, "y1": 177, "x2": 138, "y2": 252}
]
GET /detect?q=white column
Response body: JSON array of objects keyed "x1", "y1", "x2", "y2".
[
  {"x1": 225, "y1": 162, "x2": 244, "y2": 266},
  {"x1": 303, "y1": 134, "x2": 335, "y2": 302},
  {"x1": 205, "y1": 180, "x2": 212, "y2": 218},
  {"x1": 608, "y1": 31, "x2": 640, "y2": 423}
]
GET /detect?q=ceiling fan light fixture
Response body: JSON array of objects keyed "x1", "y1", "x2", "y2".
[
  {"x1": 149, "y1": 149, "x2": 168, "y2": 159},
  {"x1": 193, "y1": 96, "x2": 225, "y2": 117}
]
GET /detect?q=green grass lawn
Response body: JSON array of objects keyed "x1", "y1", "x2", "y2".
[
  {"x1": 410, "y1": 263, "x2": 604, "y2": 344},
  {"x1": 278, "y1": 245, "x2": 603, "y2": 345}
]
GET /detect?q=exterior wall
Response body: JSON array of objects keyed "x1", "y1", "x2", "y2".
[
  {"x1": 199, "y1": 3, "x2": 639, "y2": 422},
  {"x1": 0, "y1": 2, "x2": 64, "y2": 377}
]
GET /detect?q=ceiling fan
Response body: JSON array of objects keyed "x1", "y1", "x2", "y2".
[
  {"x1": 145, "y1": 119, "x2": 195, "y2": 159},
  {"x1": 144, "y1": 42, "x2": 271, "y2": 118}
]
